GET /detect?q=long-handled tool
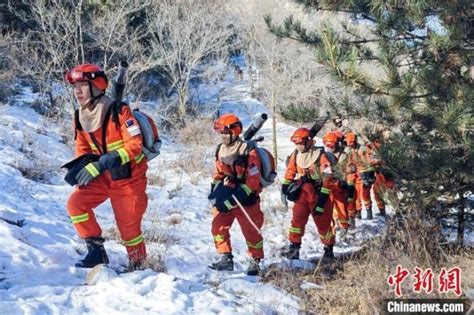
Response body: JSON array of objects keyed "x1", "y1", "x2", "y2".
[{"x1": 231, "y1": 194, "x2": 262, "y2": 236}]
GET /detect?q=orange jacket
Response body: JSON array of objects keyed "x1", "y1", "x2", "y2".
[
  {"x1": 282, "y1": 149, "x2": 333, "y2": 196},
  {"x1": 212, "y1": 145, "x2": 262, "y2": 196},
  {"x1": 356, "y1": 142, "x2": 381, "y2": 173},
  {"x1": 75, "y1": 104, "x2": 147, "y2": 186}
]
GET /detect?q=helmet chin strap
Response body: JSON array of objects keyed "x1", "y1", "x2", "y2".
[
  {"x1": 87, "y1": 81, "x2": 105, "y2": 107},
  {"x1": 223, "y1": 133, "x2": 239, "y2": 146},
  {"x1": 229, "y1": 134, "x2": 239, "y2": 145}
]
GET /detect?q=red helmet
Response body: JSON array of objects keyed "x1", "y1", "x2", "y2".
[
  {"x1": 291, "y1": 128, "x2": 312, "y2": 144},
  {"x1": 323, "y1": 131, "x2": 338, "y2": 149},
  {"x1": 345, "y1": 132, "x2": 357, "y2": 145},
  {"x1": 65, "y1": 64, "x2": 108, "y2": 91},
  {"x1": 213, "y1": 114, "x2": 242, "y2": 136}
]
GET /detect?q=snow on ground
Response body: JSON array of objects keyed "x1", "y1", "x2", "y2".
[{"x1": 1, "y1": 56, "x2": 471, "y2": 314}]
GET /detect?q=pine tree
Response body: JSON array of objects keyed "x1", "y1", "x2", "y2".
[{"x1": 266, "y1": 0, "x2": 473, "y2": 246}]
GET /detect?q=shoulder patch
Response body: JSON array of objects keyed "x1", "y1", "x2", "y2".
[
  {"x1": 125, "y1": 119, "x2": 141, "y2": 137},
  {"x1": 125, "y1": 119, "x2": 135, "y2": 127},
  {"x1": 248, "y1": 164, "x2": 259, "y2": 176}
]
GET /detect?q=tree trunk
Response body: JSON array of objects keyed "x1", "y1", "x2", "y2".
[
  {"x1": 271, "y1": 85, "x2": 278, "y2": 165},
  {"x1": 178, "y1": 87, "x2": 187, "y2": 120}
]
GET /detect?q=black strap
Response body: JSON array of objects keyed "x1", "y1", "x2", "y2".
[{"x1": 89, "y1": 132, "x2": 104, "y2": 155}]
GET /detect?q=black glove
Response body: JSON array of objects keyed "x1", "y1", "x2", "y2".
[
  {"x1": 281, "y1": 183, "x2": 289, "y2": 207},
  {"x1": 347, "y1": 184, "x2": 355, "y2": 202},
  {"x1": 98, "y1": 151, "x2": 121, "y2": 169},
  {"x1": 75, "y1": 151, "x2": 122, "y2": 186},
  {"x1": 313, "y1": 187, "x2": 330, "y2": 216},
  {"x1": 361, "y1": 171, "x2": 375, "y2": 187},
  {"x1": 75, "y1": 161, "x2": 104, "y2": 186},
  {"x1": 339, "y1": 180, "x2": 348, "y2": 190},
  {"x1": 215, "y1": 197, "x2": 236, "y2": 213}
]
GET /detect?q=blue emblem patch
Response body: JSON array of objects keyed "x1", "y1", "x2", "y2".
[{"x1": 125, "y1": 119, "x2": 135, "y2": 127}]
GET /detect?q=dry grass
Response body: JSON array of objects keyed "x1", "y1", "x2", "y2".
[
  {"x1": 263, "y1": 213, "x2": 474, "y2": 314},
  {"x1": 173, "y1": 115, "x2": 218, "y2": 177},
  {"x1": 175, "y1": 116, "x2": 218, "y2": 146},
  {"x1": 148, "y1": 173, "x2": 167, "y2": 187},
  {"x1": 143, "y1": 208, "x2": 181, "y2": 245},
  {"x1": 175, "y1": 148, "x2": 212, "y2": 175}
]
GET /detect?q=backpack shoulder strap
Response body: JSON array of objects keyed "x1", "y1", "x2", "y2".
[
  {"x1": 292, "y1": 149, "x2": 298, "y2": 169},
  {"x1": 215, "y1": 143, "x2": 223, "y2": 161},
  {"x1": 323, "y1": 150, "x2": 338, "y2": 166},
  {"x1": 74, "y1": 108, "x2": 82, "y2": 140},
  {"x1": 74, "y1": 109, "x2": 82, "y2": 131},
  {"x1": 111, "y1": 101, "x2": 127, "y2": 130}
]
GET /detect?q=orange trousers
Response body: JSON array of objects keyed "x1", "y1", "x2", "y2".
[
  {"x1": 288, "y1": 184, "x2": 335, "y2": 246},
  {"x1": 373, "y1": 172, "x2": 394, "y2": 211},
  {"x1": 331, "y1": 185, "x2": 349, "y2": 229},
  {"x1": 211, "y1": 202, "x2": 264, "y2": 259},
  {"x1": 67, "y1": 174, "x2": 148, "y2": 263},
  {"x1": 355, "y1": 177, "x2": 372, "y2": 212}
]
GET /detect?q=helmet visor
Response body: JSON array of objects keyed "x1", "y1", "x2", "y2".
[
  {"x1": 213, "y1": 121, "x2": 240, "y2": 134},
  {"x1": 291, "y1": 135, "x2": 310, "y2": 144},
  {"x1": 65, "y1": 69, "x2": 106, "y2": 84}
]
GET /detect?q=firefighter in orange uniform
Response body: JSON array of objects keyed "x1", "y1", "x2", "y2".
[
  {"x1": 65, "y1": 64, "x2": 148, "y2": 269},
  {"x1": 208, "y1": 114, "x2": 264, "y2": 276},
  {"x1": 341, "y1": 132, "x2": 360, "y2": 228},
  {"x1": 280, "y1": 128, "x2": 335, "y2": 262},
  {"x1": 323, "y1": 132, "x2": 350, "y2": 237},
  {"x1": 370, "y1": 137, "x2": 395, "y2": 216},
  {"x1": 354, "y1": 135, "x2": 381, "y2": 219}
]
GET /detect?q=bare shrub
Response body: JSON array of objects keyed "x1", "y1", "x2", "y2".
[
  {"x1": 175, "y1": 148, "x2": 213, "y2": 177},
  {"x1": 144, "y1": 208, "x2": 180, "y2": 245},
  {"x1": 176, "y1": 116, "x2": 218, "y2": 146}
]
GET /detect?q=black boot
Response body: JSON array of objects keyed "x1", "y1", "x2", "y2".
[
  {"x1": 377, "y1": 207, "x2": 386, "y2": 216},
  {"x1": 348, "y1": 217, "x2": 356, "y2": 230},
  {"x1": 356, "y1": 212, "x2": 362, "y2": 220},
  {"x1": 366, "y1": 207, "x2": 373, "y2": 220},
  {"x1": 320, "y1": 246, "x2": 336, "y2": 278},
  {"x1": 126, "y1": 259, "x2": 146, "y2": 272},
  {"x1": 281, "y1": 242, "x2": 300, "y2": 260},
  {"x1": 76, "y1": 237, "x2": 109, "y2": 268},
  {"x1": 322, "y1": 245, "x2": 335, "y2": 264},
  {"x1": 246, "y1": 258, "x2": 261, "y2": 276},
  {"x1": 209, "y1": 253, "x2": 234, "y2": 271}
]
